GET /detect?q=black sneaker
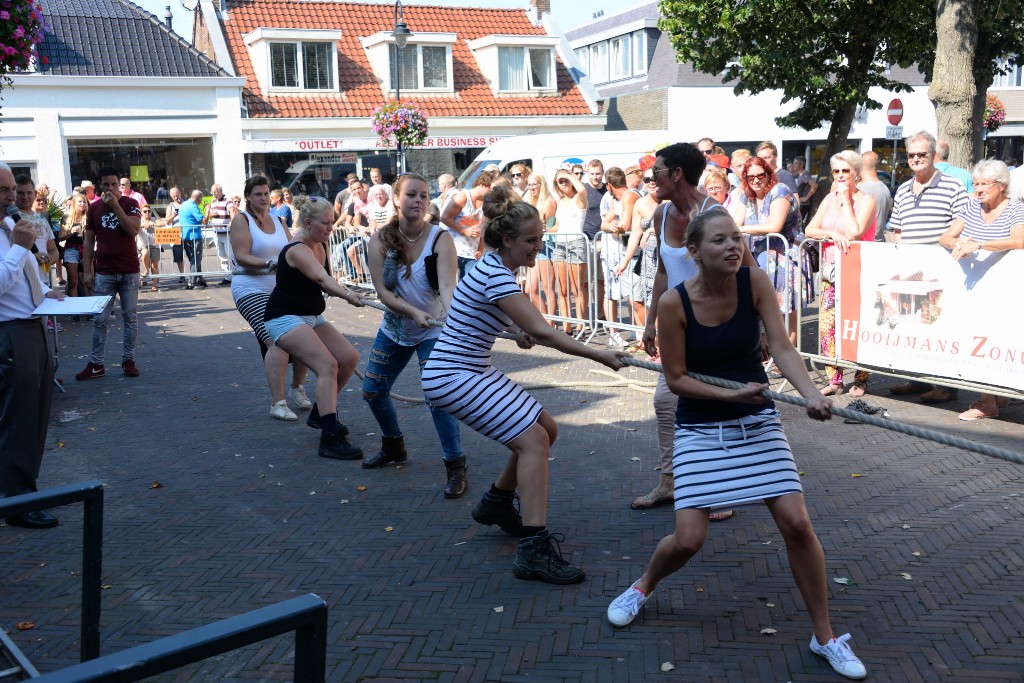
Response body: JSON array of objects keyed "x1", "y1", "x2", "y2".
[
  {"x1": 472, "y1": 489, "x2": 527, "y2": 537},
  {"x1": 305, "y1": 403, "x2": 348, "y2": 435},
  {"x1": 318, "y1": 430, "x2": 363, "y2": 461},
  {"x1": 197, "y1": 277, "x2": 208, "y2": 288},
  {"x1": 512, "y1": 530, "x2": 586, "y2": 584}
]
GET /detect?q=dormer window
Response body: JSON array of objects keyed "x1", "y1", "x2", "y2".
[
  {"x1": 362, "y1": 32, "x2": 456, "y2": 94},
  {"x1": 270, "y1": 42, "x2": 334, "y2": 90},
  {"x1": 244, "y1": 28, "x2": 342, "y2": 94},
  {"x1": 498, "y1": 47, "x2": 553, "y2": 91},
  {"x1": 390, "y1": 43, "x2": 450, "y2": 90},
  {"x1": 467, "y1": 35, "x2": 560, "y2": 95}
]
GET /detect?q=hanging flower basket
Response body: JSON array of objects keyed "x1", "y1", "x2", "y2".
[
  {"x1": 0, "y1": 0, "x2": 48, "y2": 89},
  {"x1": 983, "y1": 94, "x2": 1006, "y2": 133},
  {"x1": 371, "y1": 100, "x2": 429, "y2": 149}
]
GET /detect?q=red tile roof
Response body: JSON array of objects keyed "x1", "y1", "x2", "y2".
[{"x1": 221, "y1": 0, "x2": 593, "y2": 118}]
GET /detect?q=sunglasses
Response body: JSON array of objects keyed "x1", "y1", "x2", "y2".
[
  {"x1": 831, "y1": 168, "x2": 853, "y2": 175},
  {"x1": 557, "y1": 178, "x2": 572, "y2": 184},
  {"x1": 642, "y1": 176, "x2": 656, "y2": 184},
  {"x1": 746, "y1": 172, "x2": 767, "y2": 181},
  {"x1": 510, "y1": 173, "x2": 522, "y2": 178},
  {"x1": 907, "y1": 152, "x2": 930, "y2": 160},
  {"x1": 573, "y1": 171, "x2": 584, "y2": 176}
]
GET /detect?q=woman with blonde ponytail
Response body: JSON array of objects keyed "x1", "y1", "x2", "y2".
[
  {"x1": 422, "y1": 184, "x2": 628, "y2": 585},
  {"x1": 361, "y1": 174, "x2": 467, "y2": 497}
]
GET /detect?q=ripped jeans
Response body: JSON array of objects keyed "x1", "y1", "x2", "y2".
[{"x1": 361, "y1": 329, "x2": 463, "y2": 461}]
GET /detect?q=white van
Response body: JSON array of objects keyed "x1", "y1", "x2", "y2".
[{"x1": 456, "y1": 130, "x2": 674, "y2": 187}]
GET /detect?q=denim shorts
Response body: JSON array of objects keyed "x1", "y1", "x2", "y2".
[{"x1": 265, "y1": 314, "x2": 327, "y2": 344}]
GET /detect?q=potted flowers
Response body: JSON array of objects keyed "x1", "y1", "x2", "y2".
[
  {"x1": 983, "y1": 94, "x2": 1006, "y2": 133},
  {"x1": 1, "y1": 0, "x2": 47, "y2": 90},
  {"x1": 371, "y1": 100, "x2": 429, "y2": 149}
]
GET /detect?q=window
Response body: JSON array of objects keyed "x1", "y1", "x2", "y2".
[
  {"x1": 610, "y1": 35, "x2": 631, "y2": 80},
  {"x1": 497, "y1": 46, "x2": 554, "y2": 91},
  {"x1": 993, "y1": 59, "x2": 1023, "y2": 88},
  {"x1": 632, "y1": 30, "x2": 647, "y2": 76},
  {"x1": 574, "y1": 47, "x2": 589, "y2": 76},
  {"x1": 270, "y1": 41, "x2": 334, "y2": 90},
  {"x1": 389, "y1": 44, "x2": 450, "y2": 90},
  {"x1": 589, "y1": 41, "x2": 608, "y2": 84}
]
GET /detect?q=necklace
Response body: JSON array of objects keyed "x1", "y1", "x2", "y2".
[{"x1": 398, "y1": 224, "x2": 425, "y2": 243}]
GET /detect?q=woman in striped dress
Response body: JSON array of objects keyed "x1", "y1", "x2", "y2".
[
  {"x1": 606, "y1": 209, "x2": 867, "y2": 681},
  {"x1": 422, "y1": 184, "x2": 627, "y2": 585}
]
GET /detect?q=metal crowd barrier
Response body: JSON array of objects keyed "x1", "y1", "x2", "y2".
[
  {"x1": 328, "y1": 225, "x2": 376, "y2": 292},
  {"x1": 32, "y1": 594, "x2": 327, "y2": 683},
  {"x1": 517, "y1": 233, "x2": 597, "y2": 339},
  {"x1": 0, "y1": 480, "x2": 105, "y2": 674},
  {"x1": 588, "y1": 233, "x2": 645, "y2": 346},
  {"x1": 148, "y1": 228, "x2": 232, "y2": 283}
]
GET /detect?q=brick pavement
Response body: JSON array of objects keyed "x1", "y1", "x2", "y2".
[{"x1": 2, "y1": 284, "x2": 1023, "y2": 682}]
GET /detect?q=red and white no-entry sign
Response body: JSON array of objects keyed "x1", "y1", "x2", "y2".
[{"x1": 887, "y1": 99, "x2": 904, "y2": 125}]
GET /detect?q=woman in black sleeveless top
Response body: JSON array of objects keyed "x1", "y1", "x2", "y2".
[
  {"x1": 264, "y1": 196, "x2": 366, "y2": 462},
  {"x1": 606, "y1": 209, "x2": 868, "y2": 680}
]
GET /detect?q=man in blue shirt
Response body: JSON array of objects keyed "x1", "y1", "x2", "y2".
[
  {"x1": 179, "y1": 190, "x2": 207, "y2": 289},
  {"x1": 933, "y1": 140, "x2": 974, "y2": 194}
]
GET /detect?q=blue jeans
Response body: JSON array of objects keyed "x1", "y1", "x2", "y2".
[
  {"x1": 457, "y1": 256, "x2": 477, "y2": 281},
  {"x1": 91, "y1": 273, "x2": 139, "y2": 364},
  {"x1": 361, "y1": 330, "x2": 462, "y2": 461}
]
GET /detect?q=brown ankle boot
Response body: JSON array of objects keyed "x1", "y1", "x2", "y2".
[
  {"x1": 443, "y1": 456, "x2": 467, "y2": 499},
  {"x1": 362, "y1": 435, "x2": 408, "y2": 469}
]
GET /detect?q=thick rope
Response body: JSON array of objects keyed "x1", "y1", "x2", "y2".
[{"x1": 355, "y1": 299, "x2": 1023, "y2": 466}]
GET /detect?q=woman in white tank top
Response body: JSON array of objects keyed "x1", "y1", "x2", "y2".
[
  {"x1": 228, "y1": 175, "x2": 310, "y2": 422},
  {"x1": 550, "y1": 169, "x2": 589, "y2": 334}
]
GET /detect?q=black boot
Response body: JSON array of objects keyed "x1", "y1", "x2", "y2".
[
  {"x1": 512, "y1": 530, "x2": 586, "y2": 584},
  {"x1": 318, "y1": 429, "x2": 362, "y2": 460},
  {"x1": 362, "y1": 435, "x2": 408, "y2": 469},
  {"x1": 443, "y1": 456, "x2": 468, "y2": 499},
  {"x1": 306, "y1": 404, "x2": 348, "y2": 435},
  {"x1": 471, "y1": 487, "x2": 526, "y2": 536}
]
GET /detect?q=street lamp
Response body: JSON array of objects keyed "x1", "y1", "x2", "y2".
[{"x1": 392, "y1": 0, "x2": 412, "y2": 173}]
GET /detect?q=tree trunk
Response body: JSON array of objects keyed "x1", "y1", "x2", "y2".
[
  {"x1": 970, "y1": 31, "x2": 995, "y2": 165},
  {"x1": 929, "y1": 0, "x2": 978, "y2": 168},
  {"x1": 810, "y1": 101, "x2": 857, "y2": 214}
]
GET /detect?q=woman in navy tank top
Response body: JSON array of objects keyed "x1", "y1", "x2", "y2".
[{"x1": 606, "y1": 208, "x2": 868, "y2": 680}]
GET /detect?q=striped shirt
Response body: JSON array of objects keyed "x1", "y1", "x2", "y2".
[
  {"x1": 958, "y1": 198, "x2": 1024, "y2": 242},
  {"x1": 423, "y1": 251, "x2": 520, "y2": 372},
  {"x1": 890, "y1": 171, "x2": 968, "y2": 244}
]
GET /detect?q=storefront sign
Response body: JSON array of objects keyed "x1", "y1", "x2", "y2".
[
  {"x1": 248, "y1": 135, "x2": 509, "y2": 153},
  {"x1": 837, "y1": 242, "x2": 1024, "y2": 390},
  {"x1": 154, "y1": 227, "x2": 181, "y2": 245},
  {"x1": 310, "y1": 153, "x2": 357, "y2": 165}
]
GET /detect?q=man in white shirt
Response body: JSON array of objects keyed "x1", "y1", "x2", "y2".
[{"x1": 0, "y1": 161, "x2": 64, "y2": 529}]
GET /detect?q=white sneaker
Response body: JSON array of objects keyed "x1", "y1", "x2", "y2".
[
  {"x1": 608, "y1": 332, "x2": 625, "y2": 349},
  {"x1": 810, "y1": 633, "x2": 867, "y2": 679},
  {"x1": 287, "y1": 385, "x2": 313, "y2": 410},
  {"x1": 607, "y1": 579, "x2": 651, "y2": 627},
  {"x1": 270, "y1": 400, "x2": 298, "y2": 421}
]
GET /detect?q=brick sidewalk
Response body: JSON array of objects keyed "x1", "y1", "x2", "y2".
[{"x1": 2, "y1": 285, "x2": 1023, "y2": 682}]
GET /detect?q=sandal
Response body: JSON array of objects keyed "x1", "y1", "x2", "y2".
[
  {"x1": 709, "y1": 510, "x2": 735, "y2": 522},
  {"x1": 820, "y1": 384, "x2": 844, "y2": 396},
  {"x1": 959, "y1": 401, "x2": 998, "y2": 421},
  {"x1": 630, "y1": 488, "x2": 673, "y2": 510},
  {"x1": 848, "y1": 381, "x2": 867, "y2": 398}
]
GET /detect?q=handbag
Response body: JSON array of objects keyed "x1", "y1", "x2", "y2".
[{"x1": 423, "y1": 229, "x2": 444, "y2": 295}]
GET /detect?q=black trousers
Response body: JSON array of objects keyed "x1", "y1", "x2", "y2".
[{"x1": 0, "y1": 318, "x2": 54, "y2": 498}]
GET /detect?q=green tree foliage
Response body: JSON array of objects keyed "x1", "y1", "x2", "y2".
[{"x1": 658, "y1": 0, "x2": 934, "y2": 173}]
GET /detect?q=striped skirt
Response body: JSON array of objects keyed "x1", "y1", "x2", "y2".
[
  {"x1": 672, "y1": 409, "x2": 803, "y2": 510},
  {"x1": 421, "y1": 365, "x2": 543, "y2": 445},
  {"x1": 234, "y1": 292, "x2": 272, "y2": 347}
]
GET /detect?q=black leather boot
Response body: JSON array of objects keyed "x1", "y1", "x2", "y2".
[
  {"x1": 443, "y1": 456, "x2": 467, "y2": 499},
  {"x1": 362, "y1": 435, "x2": 408, "y2": 469}
]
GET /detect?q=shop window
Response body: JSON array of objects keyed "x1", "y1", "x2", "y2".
[
  {"x1": 498, "y1": 46, "x2": 554, "y2": 92},
  {"x1": 269, "y1": 41, "x2": 336, "y2": 91},
  {"x1": 389, "y1": 44, "x2": 451, "y2": 91}
]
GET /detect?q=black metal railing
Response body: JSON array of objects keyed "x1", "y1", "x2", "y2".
[
  {"x1": 0, "y1": 480, "x2": 105, "y2": 664},
  {"x1": 31, "y1": 594, "x2": 328, "y2": 683}
]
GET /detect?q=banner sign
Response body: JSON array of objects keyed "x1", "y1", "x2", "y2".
[
  {"x1": 837, "y1": 242, "x2": 1024, "y2": 390},
  {"x1": 154, "y1": 227, "x2": 181, "y2": 245},
  {"x1": 247, "y1": 136, "x2": 510, "y2": 154}
]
